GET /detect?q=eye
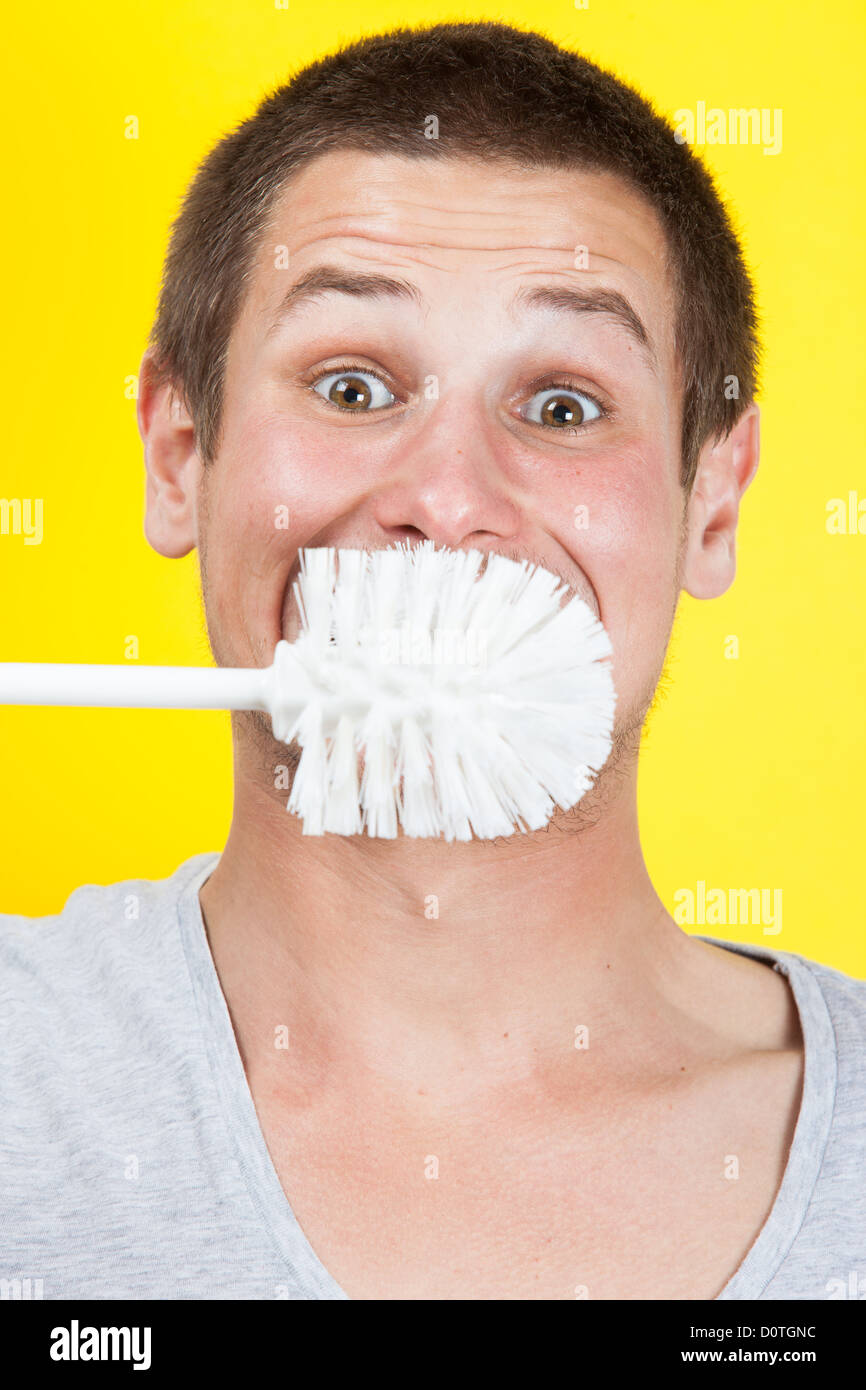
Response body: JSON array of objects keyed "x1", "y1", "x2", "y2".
[
  {"x1": 520, "y1": 386, "x2": 604, "y2": 430},
  {"x1": 311, "y1": 368, "x2": 395, "y2": 412}
]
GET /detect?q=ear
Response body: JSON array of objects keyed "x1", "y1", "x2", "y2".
[
  {"x1": 137, "y1": 350, "x2": 202, "y2": 558},
  {"x1": 680, "y1": 404, "x2": 760, "y2": 600}
]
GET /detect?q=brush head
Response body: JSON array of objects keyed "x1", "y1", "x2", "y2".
[{"x1": 269, "y1": 542, "x2": 616, "y2": 840}]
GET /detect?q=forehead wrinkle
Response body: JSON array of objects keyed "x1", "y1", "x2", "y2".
[
  {"x1": 277, "y1": 223, "x2": 641, "y2": 257},
  {"x1": 276, "y1": 184, "x2": 653, "y2": 244},
  {"x1": 263, "y1": 225, "x2": 664, "y2": 293}
]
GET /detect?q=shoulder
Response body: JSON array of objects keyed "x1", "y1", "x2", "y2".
[
  {"x1": 0, "y1": 852, "x2": 219, "y2": 1017},
  {"x1": 795, "y1": 950, "x2": 866, "y2": 1011},
  {"x1": 727, "y1": 939, "x2": 866, "y2": 1135},
  {"x1": 0, "y1": 853, "x2": 220, "y2": 1251},
  {"x1": 0, "y1": 852, "x2": 220, "y2": 1135},
  {"x1": 774, "y1": 946, "x2": 866, "y2": 1049},
  {"x1": 694, "y1": 932, "x2": 866, "y2": 1040},
  {"x1": 787, "y1": 951, "x2": 866, "y2": 1104}
]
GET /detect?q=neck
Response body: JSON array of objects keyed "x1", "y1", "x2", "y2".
[{"x1": 198, "y1": 732, "x2": 695, "y2": 1103}]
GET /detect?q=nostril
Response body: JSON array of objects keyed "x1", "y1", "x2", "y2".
[{"x1": 386, "y1": 525, "x2": 429, "y2": 545}]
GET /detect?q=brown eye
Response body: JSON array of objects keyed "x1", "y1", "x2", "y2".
[
  {"x1": 541, "y1": 394, "x2": 583, "y2": 427},
  {"x1": 329, "y1": 376, "x2": 371, "y2": 409},
  {"x1": 522, "y1": 387, "x2": 602, "y2": 430},
  {"x1": 312, "y1": 369, "x2": 395, "y2": 412}
]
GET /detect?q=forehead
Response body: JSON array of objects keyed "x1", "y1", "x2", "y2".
[{"x1": 238, "y1": 150, "x2": 678, "y2": 375}]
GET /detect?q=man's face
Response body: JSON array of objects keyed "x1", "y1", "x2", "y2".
[{"x1": 194, "y1": 151, "x2": 686, "y2": 769}]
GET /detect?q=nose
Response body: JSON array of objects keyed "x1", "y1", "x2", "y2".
[{"x1": 372, "y1": 400, "x2": 521, "y2": 549}]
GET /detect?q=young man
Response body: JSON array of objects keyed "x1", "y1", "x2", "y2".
[{"x1": 2, "y1": 23, "x2": 863, "y2": 1301}]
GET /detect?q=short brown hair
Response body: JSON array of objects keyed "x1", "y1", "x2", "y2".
[{"x1": 146, "y1": 21, "x2": 761, "y2": 490}]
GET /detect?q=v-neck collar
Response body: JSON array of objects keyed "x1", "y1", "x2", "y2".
[
  {"x1": 694, "y1": 931, "x2": 836, "y2": 1298},
  {"x1": 177, "y1": 852, "x2": 347, "y2": 1299},
  {"x1": 174, "y1": 852, "x2": 836, "y2": 1301}
]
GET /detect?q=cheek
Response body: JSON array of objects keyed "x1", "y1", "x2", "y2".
[
  {"x1": 221, "y1": 402, "x2": 391, "y2": 539},
  {"x1": 200, "y1": 406, "x2": 383, "y2": 660},
  {"x1": 198, "y1": 418, "x2": 297, "y2": 661},
  {"x1": 545, "y1": 444, "x2": 682, "y2": 694}
]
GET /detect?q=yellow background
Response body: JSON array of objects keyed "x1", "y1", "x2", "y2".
[{"x1": 1, "y1": 0, "x2": 864, "y2": 974}]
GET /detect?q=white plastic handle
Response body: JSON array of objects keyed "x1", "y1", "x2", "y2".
[{"x1": 0, "y1": 659, "x2": 271, "y2": 711}]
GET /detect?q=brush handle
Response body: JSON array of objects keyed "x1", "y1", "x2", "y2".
[{"x1": 0, "y1": 659, "x2": 272, "y2": 711}]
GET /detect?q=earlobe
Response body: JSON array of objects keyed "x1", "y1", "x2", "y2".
[
  {"x1": 137, "y1": 352, "x2": 202, "y2": 559},
  {"x1": 680, "y1": 404, "x2": 761, "y2": 601}
]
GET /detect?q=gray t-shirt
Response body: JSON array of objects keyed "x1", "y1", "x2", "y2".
[{"x1": 1, "y1": 851, "x2": 864, "y2": 1301}]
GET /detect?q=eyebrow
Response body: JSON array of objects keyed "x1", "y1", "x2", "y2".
[
  {"x1": 514, "y1": 285, "x2": 657, "y2": 371},
  {"x1": 265, "y1": 267, "x2": 423, "y2": 337},
  {"x1": 264, "y1": 264, "x2": 657, "y2": 370}
]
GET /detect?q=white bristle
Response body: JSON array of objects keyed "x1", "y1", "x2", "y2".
[
  {"x1": 323, "y1": 713, "x2": 361, "y2": 836},
  {"x1": 272, "y1": 541, "x2": 616, "y2": 840},
  {"x1": 285, "y1": 702, "x2": 327, "y2": 836}
]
